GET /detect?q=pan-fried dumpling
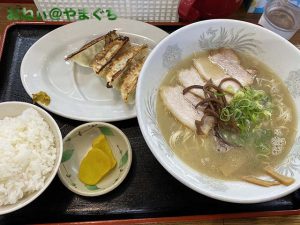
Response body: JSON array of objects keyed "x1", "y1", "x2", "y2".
[
  {"x1": 100, "y1": 44, "x2": 148, "y2": 88},
  {"x1": 65, "y1": 30, "x2": 118, "y2": 67},
  {"x1": 119, "y1": 57, "x2": 146, "y2": 103},
  {"x1": 91, "y1": 36, "x2": 129, "y2": 75}
]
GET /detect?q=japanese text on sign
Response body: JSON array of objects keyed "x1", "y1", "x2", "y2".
[{"x1": 7, "y1": 7, "x2": 118, "y2": 21}]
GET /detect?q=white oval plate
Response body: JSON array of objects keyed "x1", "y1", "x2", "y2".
[{"x1": 20, "y1": 19, "x2": 168, "y2": 122}]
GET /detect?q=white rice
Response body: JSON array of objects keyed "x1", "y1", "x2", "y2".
[{"x1": 0, "y1": 108, "x2": 56, "y2": 206}]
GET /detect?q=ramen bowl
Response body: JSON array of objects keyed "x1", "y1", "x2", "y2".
[{"x1": 136, "y1": 19, "x2": 300, "y2": 203}]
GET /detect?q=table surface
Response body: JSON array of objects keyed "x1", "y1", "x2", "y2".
[{"x1": 0, "y1": 2, "x2": 300, "y2": 225}]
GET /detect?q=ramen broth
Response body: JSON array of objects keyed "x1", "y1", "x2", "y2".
[{"x1": 156, "y1": 51, "x2": 297, "y2": 180}]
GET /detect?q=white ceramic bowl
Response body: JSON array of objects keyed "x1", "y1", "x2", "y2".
[
  {"x1": 58, "y1": 122, "x2": 132, "y2": 196},
  {"x1": 0, "y1": 101, "x2": 63, "y2": 215},
  {"x1": 136, "y1": 19, "x2": 300, "y2": 203}
]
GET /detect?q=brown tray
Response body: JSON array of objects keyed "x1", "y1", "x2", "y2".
[{"x1": 0, "y1": 22, "x2": 300, "y2": 225}]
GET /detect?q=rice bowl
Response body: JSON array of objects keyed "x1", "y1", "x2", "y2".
[{"x1": 0, "y1": 102, "x2": 63, "y2": 215}]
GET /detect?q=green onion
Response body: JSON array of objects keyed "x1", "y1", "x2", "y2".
[
  {"x1": 220, "y1": 108, "x2": 231, "y2": 121},
  {"x1": 220, "y1": 87, "x2": 272, "y2": 134},
  {"x1": 214, "y1": 92, "x2": 226, "y2": 97}
]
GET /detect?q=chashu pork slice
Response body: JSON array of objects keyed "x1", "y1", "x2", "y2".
[
  {"x1": 183, "y1": 91, "x2": 215, "y2": 135},
  {"x1": 102, "y1": 44, "x2": 148, "y2": 87},
  {"x1": 91, "y1": 36, "x2": 129, "y2": 75},
  {"x1": 65, "y1": 30, "x2": 118, "y2": 67},
  {"x1": 193, "y1": 56, "x2": 241, "y2": 95},
  {"x1": 209, "y1": 48, "x2": 255, "y2": 87},
  {"x1": 177, "y1": 67, "x2": 206, "y2": 99},
  {"x1": 119, "y1": 57, "x2": 146, "y2": 103},
  {"x1": 160, "y1": 85, "x2": 214, "y2": 135}
]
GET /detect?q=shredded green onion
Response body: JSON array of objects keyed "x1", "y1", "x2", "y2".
[
  {"x1": 214, "y1": 92, "x2": 226, "y2": 97},
  {"x1": 220, "y1": 108, "x2": 231, "y2": 121},
  {"x1": 220, "y1": 87, "x2": 272, "y2": 133}
]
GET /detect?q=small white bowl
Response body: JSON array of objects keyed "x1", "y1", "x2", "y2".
[
  {"x1": 0, "y1": 101, "x2": 63, "y2": 215},
  {"x1": 58, "y1": 122, "x2": 132, "y2": 196}
]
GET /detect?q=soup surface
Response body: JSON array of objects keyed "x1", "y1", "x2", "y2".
[{"x1": 157, "y1": 50, "x2": 297, "y2": 181}]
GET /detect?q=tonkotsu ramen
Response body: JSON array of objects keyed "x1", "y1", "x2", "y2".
[{"x1": 157, "y1": 48, "x2": 297, "y2": 187}]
